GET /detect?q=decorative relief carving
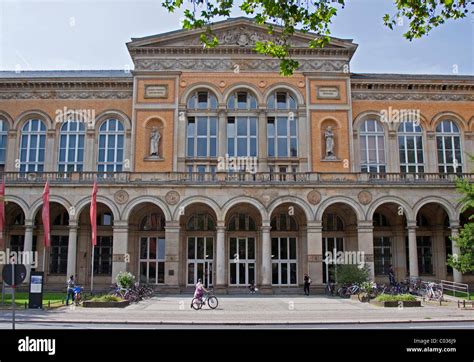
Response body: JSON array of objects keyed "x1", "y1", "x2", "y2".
[
  {"x1": 358, "y1": 190, "x2": 372, "y2": 205},
  {"x1": 114, "y1": 190, "x2": 129, "y2": 205},
  {"x1": 135, "y1": 58, "x2": 347, "y2": 72},
  {"x1": 307, "y1": 190, "x2": 321, "y2": 205},
  {"x1": 0, "y1": 91, "x2": 132, "y2": 100},
  {"x1": 165, "y1": 190, "x2": 180, "y2": 205},
  {"x1": 352, "y1": 92, "x2": 474, "y2": 102}
]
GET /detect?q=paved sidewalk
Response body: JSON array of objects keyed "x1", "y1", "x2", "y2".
[{"x1": 1, "y1": 296, "x2": 473, "y2": 325}]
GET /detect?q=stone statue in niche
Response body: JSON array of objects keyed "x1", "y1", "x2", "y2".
[
  {"x1": 150, "y1": 127, "x2": 161, "y2": 157},
  {"x1": 324, "y1": 126, "x2": 336, "y2": 159}
]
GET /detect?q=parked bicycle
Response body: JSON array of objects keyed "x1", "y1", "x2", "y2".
[
  {"x1": 357, "y1": 282, "x2": 378, "y2": 303},
  {"x1": 191, "y1": 290, "x2": 219, "y2": 310},
  {"x1": 338, "y1": 283, "x2": 360, "y2": 298},
  {"x1": 325, "y1": 282, "x2": 337, "y2": 296}
]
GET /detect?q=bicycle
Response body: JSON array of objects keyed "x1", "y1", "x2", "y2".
[
  {"x1": 191, "y1": 290, "x2": 219, "y2": 310},
  {"x1": 357, "y1": 282, "x2": 378, "y2": 303},
  {"x1": 325, "y1": 282, "x2": 337, "y2": 296},
  {"x1": 422, "y1": 282, "x2": 443, "y2": 302},
  {"x1": 338, "y1": 283, "x2": 360, "y2": 298}
]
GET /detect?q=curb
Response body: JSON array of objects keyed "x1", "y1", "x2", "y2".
[{"x1": 3, "y1": 318, "x2": 474, "y2": 326}]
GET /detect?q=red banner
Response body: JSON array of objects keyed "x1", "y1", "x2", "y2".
[
  {"x1": 0, "y1": 178, "x2": 5, "y2": 246},
  {"x1": 90, "y1": 181, "x2": 98, "y2": 246},
  {"x1": 42, "y1": 182, "x2": 50, "y2": 248}
]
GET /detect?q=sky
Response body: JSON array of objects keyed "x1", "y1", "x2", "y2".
[{"x1": 0, "y1": 0, "x2": 472, "y2": 75}]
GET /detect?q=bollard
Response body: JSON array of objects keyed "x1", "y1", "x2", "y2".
[
  {"x1": 463, "y1": 300, "x2": 466, "y2": 308},
  {"x1": 48, "y1": 300, "x2": 50, "y2": 309},
  {"x1": 25, "y1": 302, "x2": 27, "y2": 309}
]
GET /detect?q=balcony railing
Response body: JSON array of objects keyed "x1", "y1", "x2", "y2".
[{"x1": 1, "y1": 172, "x2": 472, "y2": 185}]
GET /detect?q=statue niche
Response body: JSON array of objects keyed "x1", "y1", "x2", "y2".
[
  {"x1": 145, "y1": 122, "x2": 164, "y2": 161},
  {"x1": 324, "y1": 125, "x2": 337, "y2": 160}
]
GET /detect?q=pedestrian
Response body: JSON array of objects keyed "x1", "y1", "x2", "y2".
[
  {"x1": 303, "y1": 273, "x2": 311, "y2": 296},
  {"x1": 66, "y1": 275, "x2": 75, "y2": 306},
  {"x1": 388, "y1": 265, "x2": 396, "y2": 287}
]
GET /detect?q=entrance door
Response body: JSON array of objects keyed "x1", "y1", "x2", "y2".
[
  {"x1": 187, "y1": 236, "x2": 214, "y2": 287},
  {"x1": 139, "y1": 237, "x2": 165, "y2": 284},
  {"x1": 322, "y1": 237, "x2": 344, "y2": 284},
  {"x1": 229, "y1": 237, "x2": 256, "y2": 285}
]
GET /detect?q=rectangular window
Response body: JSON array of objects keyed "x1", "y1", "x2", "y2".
[
  {"x1": 417, "y1": 236, "x2": 433, "y2": 275},
  {"x1": 187, "y1": 117, "x2": 217, "y2": 158},
  {"x1": 374, "y1": 236, "x2": 392, "y2": 275},
  {"x1": 94, "y1": 236, "x2": 113, "y2": 275},
  {"x1": 50, "y1": 235, "x2": 68, "y2": 274},
  {"x1": 271, "y1": 237, "x2": 297, "y2": 285}
]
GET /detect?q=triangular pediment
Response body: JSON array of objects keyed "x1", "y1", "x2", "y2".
[{"x1": 128, "y1": 17, "x2": 356, "y2": 50}]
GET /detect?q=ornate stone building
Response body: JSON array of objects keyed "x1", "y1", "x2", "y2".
[{"x1": 0, "y1": 18, "x2": 473, "y2": 292}]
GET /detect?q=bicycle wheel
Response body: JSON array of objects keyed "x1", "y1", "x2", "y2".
[
  {"x1": 357, "y1": 292, "x2": 369, "y2": 303},
  {"x1": 207, "y1": 296, "x2": 218, "y2": 309},
  {"x1": 191, "y1": 298, "x2": 202, "y2": 310}
]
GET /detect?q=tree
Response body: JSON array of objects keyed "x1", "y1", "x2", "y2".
[
  {"x1": 162, "y1": 0, "x2": 473, "y2": 75},
  {"x1": 448, "y1": 158, "x2": 474, "y2": 273}
]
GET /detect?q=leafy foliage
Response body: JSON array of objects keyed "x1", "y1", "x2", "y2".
[
  {"x1": 448, "y1": 157, "x2": 474, "y2": 273},
  {"x1": 331, "y1": 264, "x2": 370, "y2": 285},
  {"x1": 116, "y1": 271, "x2": 136, "y2": 289},
  {"x1": 161, "y1": 0, "x2": 472, "y2": 75},
  {"x1": 375, "y1": 293, "x2": 416, "y2": 302}
]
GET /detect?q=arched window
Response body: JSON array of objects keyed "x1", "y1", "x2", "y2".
[
  {"x1": 20, "y1": 119, "x2": 46, "y2": 172},
  {"x1": 436, "y1": 120, "x2": 462, "y2": 173},
  {"x1": 140, "y1": 213, "x2": 165, "y2": 231},
  {"x1": 227, "y1": 213, "x2": 256, "y2": 231},
  {"x1": 226, "y1": 91, "x2": 258, "y2": 158},
  {"x1": 398, "y1": 122, "x2": 424, "y2": 173},
  {"x1": 187, "y1": 90, "x2": 218, "y2": 110},
  {"x1": 322, "y1": 213, "x2": 344, "y2": 231},
  {"x1": 359, "y1": 119, "x2": 386, "y2": 173},
  {"x1": 266, "y1": 91, "x2": 298, "y2": 158},
  {"x1": 227, "y1": 91, "x2": 257, "y2": 110},
  {"x1": 373, "y1": 212, "x2": 390, "y2": 227},
  {"x1": 186, "y1": 90, "x2": 218, "y2": 160},
  {"x1": 58, "y1": 121, "x2": 85, "y2": 172},
  {"x1": 186, "y1": 213, "x2": 216, "y2": 231},
  {"x1": 0, "y1": 119, "x2": 8, "y2": 171},
  {"x1": 98, "y1": 119, "x2": 124, "y2": 172},
  {"x1": 270, "y1": 213, "x2": 298, "y2": 231}
]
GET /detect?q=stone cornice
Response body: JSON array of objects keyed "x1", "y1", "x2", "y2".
[
  {"x1": 351, "y1": 80, "x2": 474, "y2": 102},
  {"x1": 0, "y1": 79, "x2": 133, "y2": 100},
  {"x1": 129, "y1": 46, "x2": 352, "y2": 58}
]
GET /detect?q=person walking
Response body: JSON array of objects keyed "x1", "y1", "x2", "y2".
[
  {"x1": 303, "y1": 273, "x2": 311, "y2": 296},
  {"x1": 66, "y1": 275, "x2": 75, "y2": 306},
  {"x1": 388, "y1": 265, "x2": 396, "y2": 287}
]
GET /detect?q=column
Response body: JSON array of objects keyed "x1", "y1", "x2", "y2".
[
  {"x1": 66, "y1": 221, "x2": 78, "y2": 278},
  {"x1": 164, "y1": 222, "x2": 180, "y2": 287},
  {"x1": 357, "y1": 221, "x2": 374, "y2": 280},
  {"x1": 450, "y1": 223, "x2": 463, "y2": 283},
  {"x1": 24, "y1": 220, "x2": 34, "y2": 282},
  {"x1": 261, "y1": 222, "x2": 272, "y2": 288},
  {"x1": 424, "y1": 131, "x2": 437, "y2": 173},
  {"x1": 387, "y1": 130, "x2": 398, "y2": 173},
  {"x1": 6, "y1": 130, "x2": 17, "y2": 172},
  {"x1": 407, "y1": 221, "x2": 419, "y2": 278},
  {"x1": 111, "y1": 221, "x2": 128, "y2": 283},
  {"x1": 257, "y1": 108, "x2": 267, "y2": 172},
  {"x1": 307, "y1": 221, "x2": 323, "y2": 285},
  {"x1": 218, "y1": 109, "x2": 227, "y2": 158},
  {"x1": 85, "y1": 129, "x2": 95, "y2": 171},
  {"x1": 215, "y1": 222, "x2": 226, "y2": 289},
  {"x1": 45, "y1": 130, "x2": 56, "y2": 172}
]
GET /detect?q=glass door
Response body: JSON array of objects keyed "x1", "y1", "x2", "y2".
[
  {"x1": 187, "y1": 236, "x2": 214, "y2": 287},
  {"x1": 229, "y1": 237, "x2": 256, "y2": 285},
  {"x1": 322, "y1": 237, "x2": 344, "y2": 284},
  {"x1": 139, "y1": 237, "x2": 165, "y2": 284}
]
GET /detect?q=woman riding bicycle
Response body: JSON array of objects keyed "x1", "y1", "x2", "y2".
[{"x1": 194, "y1": 278, "x2": 208, "y2": 302}]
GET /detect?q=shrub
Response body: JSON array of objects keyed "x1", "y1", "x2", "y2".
[
  {"x1": 116, "y1": 271, "x2": 135, "y2": 289},
  {"x1": 89, "y1": 295, "x2": 122, "y2": 303},
  {"x1": 375, "y1": 294, "x2": 416, "y2": 302},
  {"x1": 330, "y1": 264, "x2": 370, "y2": 285}
]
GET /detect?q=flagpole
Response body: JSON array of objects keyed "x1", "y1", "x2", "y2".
[{"x1": 91, "y1": 243, "x2": 94, "y2": 295}]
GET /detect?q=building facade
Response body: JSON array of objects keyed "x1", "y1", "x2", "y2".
[{"x1": 0, "y1": 18, "x2": 473, "y2": 292}]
